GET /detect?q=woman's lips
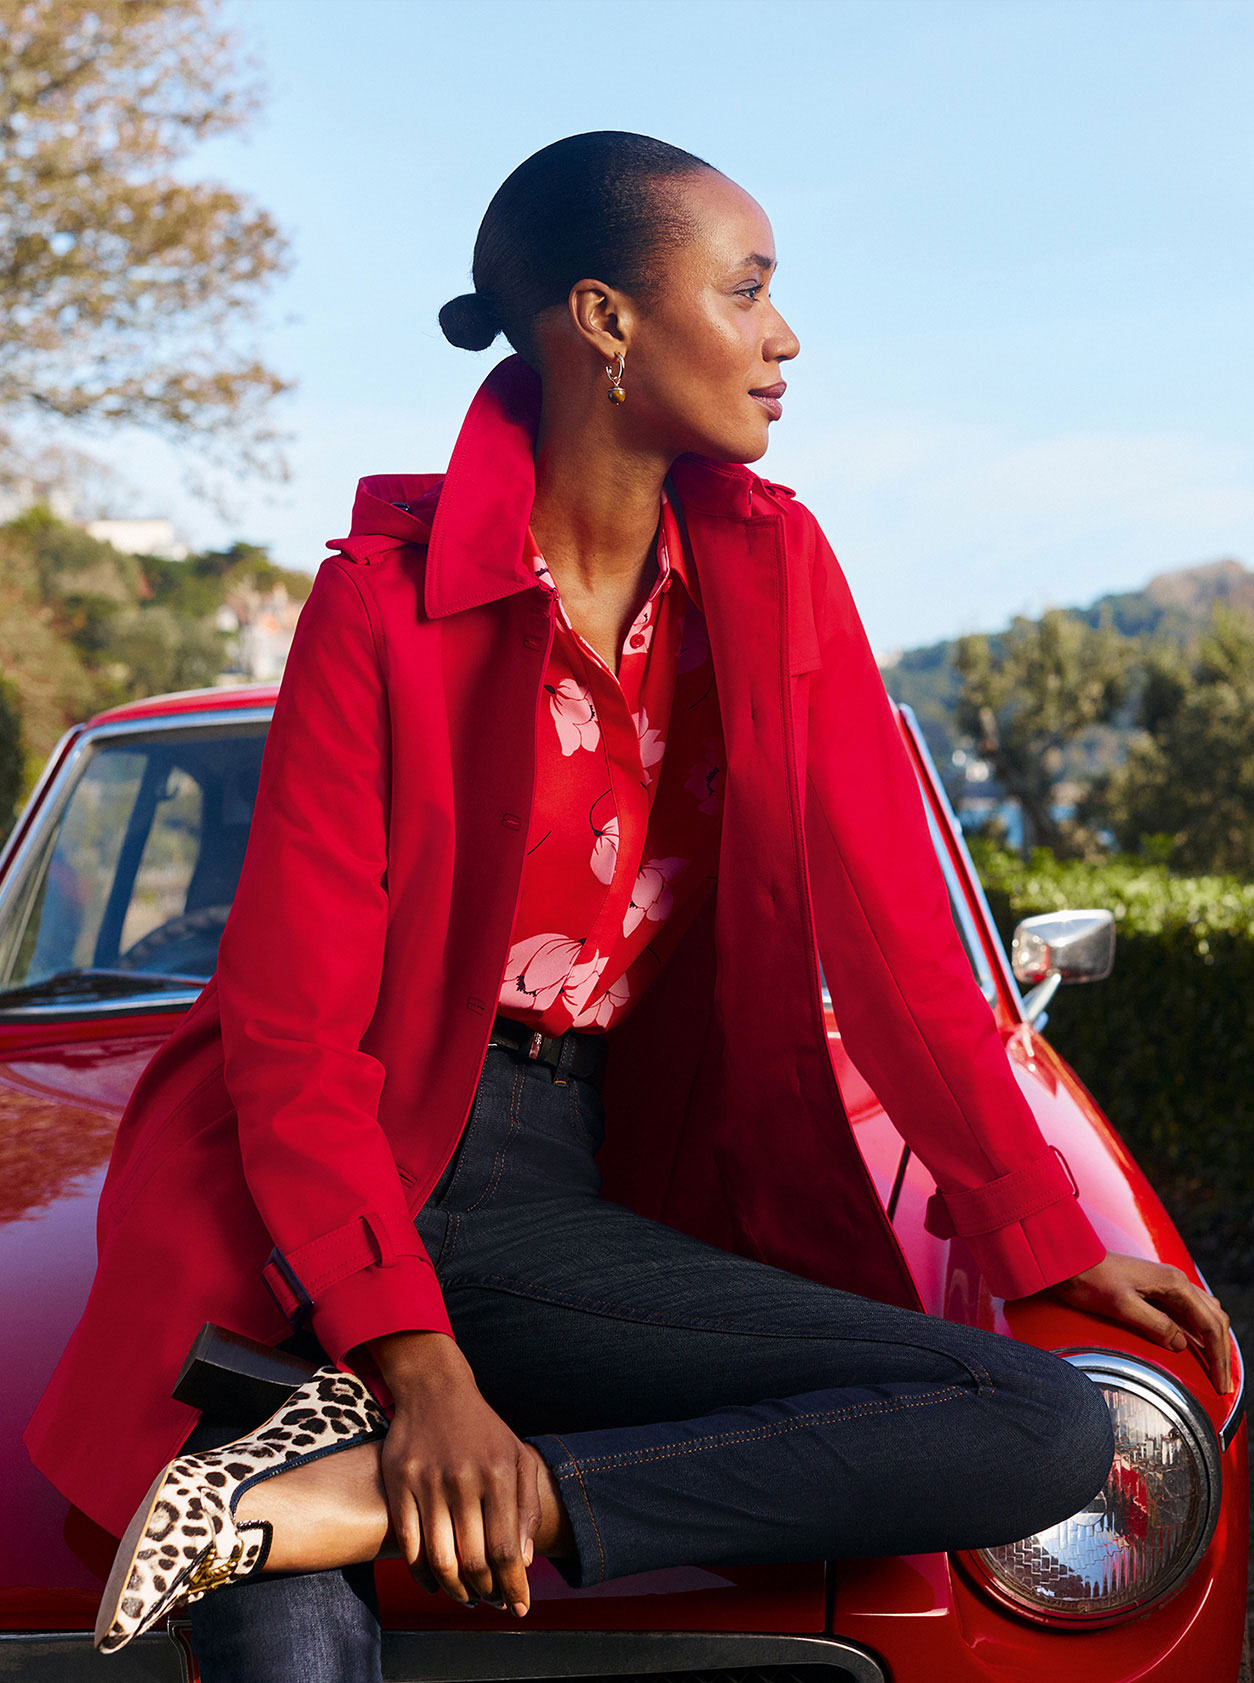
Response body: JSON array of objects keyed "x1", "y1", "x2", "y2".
[{"x1": 750, "y1": 381, "x2": 787, "y2": 421}]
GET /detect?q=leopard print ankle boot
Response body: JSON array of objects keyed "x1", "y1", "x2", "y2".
[{"x1": 94, "y1": 1365, "x2": 388, "y2": 1653}]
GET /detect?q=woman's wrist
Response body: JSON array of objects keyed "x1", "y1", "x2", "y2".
[{"x1": 366, "y1": 1328, "x2": 467, "y2": 1394}]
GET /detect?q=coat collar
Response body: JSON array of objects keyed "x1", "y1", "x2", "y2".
[
  {"x1": 423, "y1": 356, "x2": 769, "y2": 619},
  {"x1": 328, "y1": 355, "x2": 781, "y2": 617}
]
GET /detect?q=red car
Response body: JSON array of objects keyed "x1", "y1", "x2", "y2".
[{"x1": 0, "y1": 684, "x2": 1246, "y2": 1682}]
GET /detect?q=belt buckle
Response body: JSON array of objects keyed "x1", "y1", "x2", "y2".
[{"x1": 527, "y1": 1030, "x2": 544, "y2": 1061}]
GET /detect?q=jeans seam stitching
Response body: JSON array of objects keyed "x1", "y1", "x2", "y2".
[
  {"x1": 550, "y1": 1433, "x2": 607, "y2": 1584},
  {"x1": 442, "y1": 1212, "x2": 463, "y2": 1267},
  {"x1": 566, "y1": 1079, "x2": 598, "y2": 1149},
  {"x1": 466, "y1": 1061, "x2": 525, "y2": 1211},
  {"x1": 463, "y1": 1275, "x2": 994, "y2": 1392},
  {"x1": 563, "y1": 1386, "x2": 971, "y2": 1473},
  {"x1": 440, "y1": 1065, "x2": 493, "y2": 1208}
]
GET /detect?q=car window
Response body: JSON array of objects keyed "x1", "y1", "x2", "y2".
[
  {"x1": 0, "y1": 724, "x2": 266, "y2": 998},
  {"x1": 917, "y1": 785, "x2": 999, "y2": 1005},
  {"x1": 118, "y1": 766, "x2": 206, "y2": 958},
  {"x1": 817, "y1": 771, "x2": 999, "y2": 1014}
]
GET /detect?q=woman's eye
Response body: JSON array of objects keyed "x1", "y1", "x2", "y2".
[{"x1": 738, "y1": 284, "x2": 763, "y2": 301}]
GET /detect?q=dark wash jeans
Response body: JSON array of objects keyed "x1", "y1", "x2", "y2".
[{"x1": 189, "y1": 1043, "x2": 1115, "y2": 1683}]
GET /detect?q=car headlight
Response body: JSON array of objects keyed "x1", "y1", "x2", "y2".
[{"x1": 966, "y1": 1351, "x2": 1222, "y2": 1625}]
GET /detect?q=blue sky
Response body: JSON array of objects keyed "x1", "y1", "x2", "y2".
[{"x1": 86, "y1": 0, "x2": 1253, "y2": 652}]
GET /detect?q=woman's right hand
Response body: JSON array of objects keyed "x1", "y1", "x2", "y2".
[{"x1": 367, "y1": 1330, "x2": 543, "y2": 1616}]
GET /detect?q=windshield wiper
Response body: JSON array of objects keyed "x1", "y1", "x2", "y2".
[{"x1": 0, "y1": 967, "x2": 206, "y2": 1008}]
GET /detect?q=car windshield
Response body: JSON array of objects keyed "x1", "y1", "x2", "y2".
[
  {"x1": 0, "y1": 710, "x2": 999, "y2": 1013},
  {"x1": 0, "y1": 722, "x2": 267, "y2": 1004}
]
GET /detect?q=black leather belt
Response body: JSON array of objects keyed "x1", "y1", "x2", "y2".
[{"x1": 488, "y1": 1012, "x2": 608, "y2": 1087}]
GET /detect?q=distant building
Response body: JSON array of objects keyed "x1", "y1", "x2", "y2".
[
  {"x1": 216, "y1": 580, "x2": 303, "y2": 682},
  {"x1": 84, "y1": 518, "x2": 188, "y2": 561},
  {"x1": 0, "y1": 475, "x2": 77, "y2": 523}
]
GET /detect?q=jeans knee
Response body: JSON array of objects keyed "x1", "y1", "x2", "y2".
[
  {"x1": 1008, "y1": 1345, "x2": 1115, "y2": 1528},
  {"x1": 1062, "y1": 1364, "x2": 1117, "y2": 1507}
]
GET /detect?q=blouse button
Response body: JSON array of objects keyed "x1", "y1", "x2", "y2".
[{"x1": 630, "y1": 633, "x2": 646, "y2": 649}]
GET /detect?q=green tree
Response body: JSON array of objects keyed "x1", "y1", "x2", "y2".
[
  {"x1": 0, "y1": 0, "x2": 289, "y2": 478},
  {"x1": 955, "y1": 609, "x2": 1130, "y2": 854},
  {"x1": 1087, "y1": 606, "x2": 1254, "y2": 875},
  {"x1": 0, "y1": 509, "x2": 251, "y2": 815},
  {"x1": 93, "y1": 604, "x2": 226, "y2": 704},
  {"x1": 0, "y1": 673, "x2": 22, "y2": 838}
]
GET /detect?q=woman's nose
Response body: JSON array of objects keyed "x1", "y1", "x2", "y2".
[{"x1": 766, "y1": 312, "x2": 800, "y2": 365}]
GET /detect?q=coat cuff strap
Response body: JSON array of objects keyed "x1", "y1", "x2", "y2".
[
  {"x1": 263, "y1": 1212, "x2": 422, "y2": 1328},
  {"x1": 924, "y1": 1147, "x2": 1079, "y2": 1240}
]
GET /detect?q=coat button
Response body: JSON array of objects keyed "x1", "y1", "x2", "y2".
[
  {"x1": 502, "y1": 813, "x2": 522, "y2": 829},
  {"x1": 630, "y1": 633, "x2": 646, "y2": 649}
]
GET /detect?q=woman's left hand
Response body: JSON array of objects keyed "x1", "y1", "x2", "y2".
[{"x1": 1049, "y1": 1251, "x2": 1233, "y2": 1395}]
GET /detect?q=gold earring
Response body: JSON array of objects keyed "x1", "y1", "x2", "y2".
[{"x1": 605, "y1": 353, "x2": 626, "y2": 404}]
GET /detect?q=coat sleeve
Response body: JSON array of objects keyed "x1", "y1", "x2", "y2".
[
  {"x1": 798, "y1": 509, "x2": 1106, "y2": 1299},
  {"x1": 216, "y1": 558, "x2": 453, "y2": 1365}
]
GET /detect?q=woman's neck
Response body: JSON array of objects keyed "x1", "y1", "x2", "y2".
[
  {"x1": 530, "y1": 390, "x2": 672, "y2": 595},
  {"x1": 528, "y1": 388, "x2": 675, "y2": 674}
]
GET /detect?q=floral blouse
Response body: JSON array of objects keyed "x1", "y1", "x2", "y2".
[{"x1": 497, "y1": 497, "x2": 725, "y2": 1035}]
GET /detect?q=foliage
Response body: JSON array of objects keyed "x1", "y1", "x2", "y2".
[
  {"x1": 0, "y1": 0, "x2": 290, "y2": 481},
  {"x1": 1082, "y1": 607, "x2": 1254, "y2": 877},
  {"x1": 971, "y1": 838, "x2": 1254, "y2": 1274},
  {"x1": 0, "y1": 509, "x2": 306, "y2": 835},
  {"x1": 0, "y1": 673, "x2": 21, "y2": 834},
  {"x1": 142, "y1": 541, "x2": 311, "y2": 619},
  {"x1": 954, "y1": 610, "x2": 1130, "y2": 854}
]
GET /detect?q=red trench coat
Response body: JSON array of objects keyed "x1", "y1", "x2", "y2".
[{"x1": 26, "y1": 357, "x2": 1104, "y2": 1538}]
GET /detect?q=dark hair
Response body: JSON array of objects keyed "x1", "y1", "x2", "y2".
[{"x1": 439, "y1": 131, "x2": 714, "y2": 359}]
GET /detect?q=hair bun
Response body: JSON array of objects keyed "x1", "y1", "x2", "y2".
[{"x1": 439, "y1": 292, "x2": 500, "y2": 351}]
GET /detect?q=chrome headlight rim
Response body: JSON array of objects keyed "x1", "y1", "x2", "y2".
[{"x1": 959, "y1": 1348, "x2": 1222, "y2": 1629}]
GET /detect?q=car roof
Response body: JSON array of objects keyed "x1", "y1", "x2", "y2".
[
  {"x1": 87, "y1": 682, "x2": 280, "y2": 727},
  {"x1": 89, "y1": 683, "x2": 908, "y2": 729}
]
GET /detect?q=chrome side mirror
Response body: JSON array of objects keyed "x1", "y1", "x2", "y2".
[{"x1": 1011, "y1": 909, "x2": 1115, "y2": 1026}]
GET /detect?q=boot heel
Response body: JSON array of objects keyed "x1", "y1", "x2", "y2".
[{"x1": 94, "y1": 1366, "x2": 387, "y2": 1654}]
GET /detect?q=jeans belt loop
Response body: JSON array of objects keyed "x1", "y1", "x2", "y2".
[{"x1": 553, "y1": 1028, "x2": 575, "y2": 1086}]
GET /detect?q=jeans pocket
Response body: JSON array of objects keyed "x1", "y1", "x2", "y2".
[
  {"x1": 432, "y1": 1047, "x2": 523, "y2": 1212},
  {"x1": 566, "y1": 1075, "x2": 607, "y2": 1152},
  {"x1": 414, "y1": 1204, "x2": 455, "y2": 1275}
]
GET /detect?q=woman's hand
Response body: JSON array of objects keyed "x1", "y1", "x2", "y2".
[
  {"x1": 1049, "y1": 1251, "x2": 1233, "y2": 1394},
  {"x1": 366, "y1": 1330, "x2": 543, "y2": 1615}
]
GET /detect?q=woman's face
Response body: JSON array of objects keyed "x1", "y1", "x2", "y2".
[{"x1": 621, "y1": 171, "x2": 801, "y2": 466}]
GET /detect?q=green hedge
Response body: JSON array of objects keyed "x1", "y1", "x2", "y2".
[{"x1": 969, "y1": 841, "x2": 1254, "y2": 1275}]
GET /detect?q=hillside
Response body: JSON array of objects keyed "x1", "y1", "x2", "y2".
[{"x1": 880, "y1": 557, "x2": 1254, "y2": 761}]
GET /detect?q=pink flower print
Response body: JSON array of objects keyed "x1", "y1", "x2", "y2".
[
  {"x1": 685, "y1": 741, "x2": 723, "y2": 815},
  {"x1": 562, "y1": 950, "x2": 608, "y2": 1019},
  {"x1": 591, "y1": 813, "x2": 619, "y2": 885},
  {"x1": 570, "y1": 971, "x2": 630, "y2": 1030},
  {"x1": 548, "y1": 677, "x2": 599, "y2": 755},
  {"x1": 634, "y1": 708, "x2": 666, "y2": 784},
  {"x1": 678, "y1": 609, "x2": 710, "y2": 673},
  {"x1": 623, "y1": 856, "x2": 686, "y2": 937},
  {"x1": 501, "y1": 932, "x2": 586, "y2": 1013},
  {"x1": 532, "y1": 550, "x2": 573, "y2": 628},
  {"x1": 624, "y1": 607, "x2": 654, "y2": 656}
]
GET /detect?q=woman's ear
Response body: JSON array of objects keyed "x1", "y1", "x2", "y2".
[{"x1": 567, "y1": 278, "x2": 633, "y2": 362}]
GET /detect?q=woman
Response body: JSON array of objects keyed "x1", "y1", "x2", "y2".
[{"x1": 27, "y1": 132, "x2": 1230, "y2": 1682}]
